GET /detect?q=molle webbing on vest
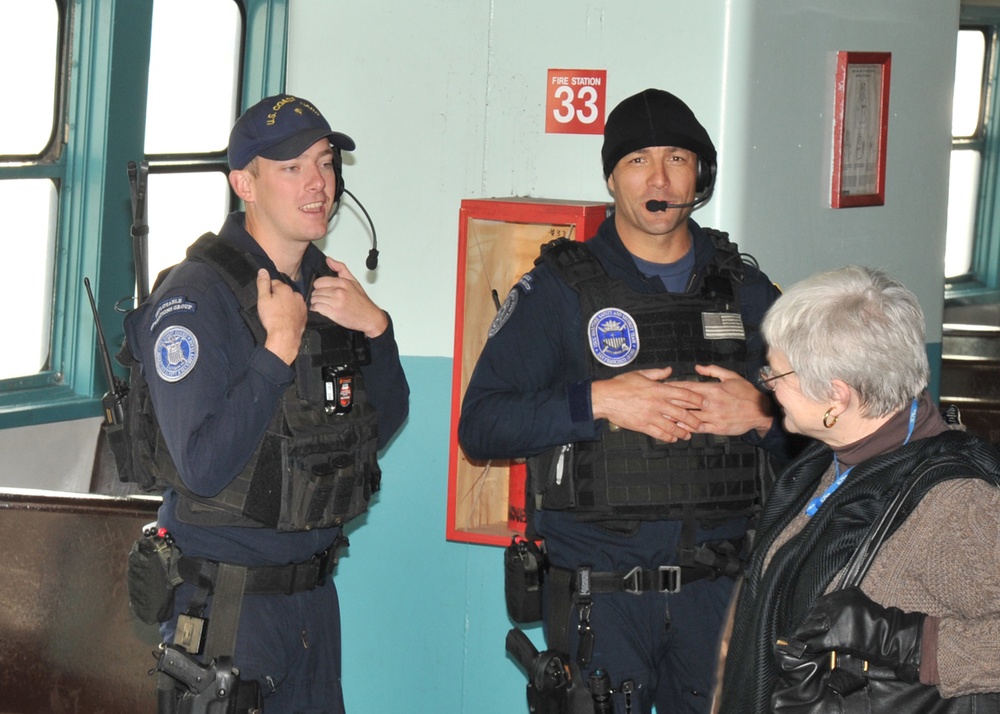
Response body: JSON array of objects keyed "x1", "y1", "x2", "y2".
[
  {"x1": 571, "y1": 431, "x2": 759, "y2": 518},
  {"x1": 160, "y1": 235, "x2": 380, "y2": 531},
  {"x1": 531, "y1": 235, "x2": 760, "y2": 521}
]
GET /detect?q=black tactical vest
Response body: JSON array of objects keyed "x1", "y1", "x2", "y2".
[
  {"x1": 116, "y1": 234, "x2": 380, "y2": 532},
  {"x1": 528, "y1": 233, "x2": 762, "y2": 522}
]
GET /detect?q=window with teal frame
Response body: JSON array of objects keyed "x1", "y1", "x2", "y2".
[
  {"x1": 947, "y1": 8, "x2": 1000, "y2": 301},
  {"x1": 0, "y1": 0, "x2": 289, "y2": 429}
]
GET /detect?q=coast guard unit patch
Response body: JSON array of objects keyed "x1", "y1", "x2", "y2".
[
  {"x1": 154, "y1": 326, "x2": 199, "y2": 383},
  {"x1": 488, "y1": 289, "x2": 518, "y2": 338},
  {"x1": 150, "y1": 296, "x2": 197, "y2": 332},
  {"x1": 588, "y1": 308, "x2": 640, "y2": 367}
]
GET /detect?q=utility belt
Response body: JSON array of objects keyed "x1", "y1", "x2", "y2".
[
  {"x1": 552, "y1": 539, "x2": 743, "y2": 668},
  {"x1": 506, "y1": 535, "x2": 744, "y2": 673},
  {"x1": 152, "y1": 545, "x2": 338, "y2": 714},
  {"x1": 126, "y1": 523, "x2": 347, "y2": 626},
  {"x1": 505, "y1": 535, "x2": 744, "y2": 622},
  {"x1": 176, "y1": 548, "x2": 335, "y2": 598},
  {"x1": 127, "y1": 524, "x2": 348, "y2": 713},
  {"x1": 505, "y1": 537, "x2": 745, "y2": 714},
  {"x1": 170, "y1": 537, "x2": 348, "y2": 658},
  {"x1": 562, "y1": 562, "x2": 709, "y2": 597}
]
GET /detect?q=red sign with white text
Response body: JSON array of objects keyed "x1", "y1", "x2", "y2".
[{"x1": 545, "y1": 69, "x2": 607, "y2": 135}]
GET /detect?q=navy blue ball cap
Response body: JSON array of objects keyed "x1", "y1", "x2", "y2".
[
  {"x1": 228, "y1": 94, "x2": 356, "y2": 170},
  {"x1": 601, "y1": 88, "x2": 716, "y2": 178}
]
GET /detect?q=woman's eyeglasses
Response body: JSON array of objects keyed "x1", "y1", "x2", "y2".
[{"x1": 758, "y1": 365, "x2": 794, "y2": 391}]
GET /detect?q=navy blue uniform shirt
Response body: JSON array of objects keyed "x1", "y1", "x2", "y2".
[
  {"x1": 124, "y1": 212, "x2": 409, "y2": 567},
  {"x1": 459, "y1": 215, "x2": 793, "y2": 564},
  {"x1": 459, "y1": 214, "x2": 785, "y2": 463}
]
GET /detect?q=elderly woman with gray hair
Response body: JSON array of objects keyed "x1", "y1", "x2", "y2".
[{"x1": 716, "y1": 265, "x2": 1000, "y2": 713}]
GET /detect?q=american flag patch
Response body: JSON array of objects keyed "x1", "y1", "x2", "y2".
[{"x1": 702, "y1": 312, "x2": 745, "y2": 340}]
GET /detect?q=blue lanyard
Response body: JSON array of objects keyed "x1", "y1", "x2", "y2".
[{"x1": 804, "y1": 398, "x2": 918, "y2": 517}]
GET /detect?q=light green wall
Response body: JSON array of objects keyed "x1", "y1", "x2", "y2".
[
  {"x1": 725, "y1": 0, "x2": 958, "y2": 344},
  {"x1": 282, "y1": 2, "x2": 959, "y2": 711},
  {"x1": 292, "y1": 0, "x2": 957, "y2": 357},
  {"x1": 290, "y1": 1, "x2": 734, "y2": 357}
]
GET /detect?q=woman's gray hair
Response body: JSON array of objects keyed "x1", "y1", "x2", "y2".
[{"x1": 761, "y1": 265, "x2": 929, "y2": 418}]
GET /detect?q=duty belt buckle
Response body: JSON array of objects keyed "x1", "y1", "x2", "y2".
[
  {"x1": 622, "y1": 566, "x2": 644, "y2": 595},
  {"x1": 657, "y1": 566, "x2": 681, "y2": 594}
]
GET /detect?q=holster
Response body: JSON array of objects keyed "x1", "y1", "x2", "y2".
[
  {"x1": 155, "y1": 644, "x2": 262, "y2": 714},
  {"x1": 525, "y1": 658, "x2": 594, "y2": 714},
  {"x1": 505, "y1": 536, "x2": 546, "y2": 623},
  {"x1": 506, "y1": 628, "x2": 594, "y2": 714}
]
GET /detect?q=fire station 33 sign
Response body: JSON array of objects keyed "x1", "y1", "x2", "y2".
[{"x1": 545, "y1": 68, "x2": 607, "y2": 135}]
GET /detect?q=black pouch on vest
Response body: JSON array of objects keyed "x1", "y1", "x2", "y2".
[
  {"x1": 529, "y1": 443, "x2": 577, "y2": 511},
  {"x1": 504, "y1": 537, "x2": 545, "y2": 623},
  {"x1": 127, "y1": 526, "x2": 183, "y2": 625}
]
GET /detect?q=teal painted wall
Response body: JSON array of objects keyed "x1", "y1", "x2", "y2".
[{"x1": 337, "y1": 356, "x2": 543, "y2": 713}]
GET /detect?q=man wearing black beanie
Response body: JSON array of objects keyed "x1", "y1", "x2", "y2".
[{"x1": 460, "y1": 88, "x2": 794, "y2": 713}]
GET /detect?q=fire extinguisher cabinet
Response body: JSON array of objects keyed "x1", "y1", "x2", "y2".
[{"x1": 446, "y1": 197, "x2": 610, "y2": 546}]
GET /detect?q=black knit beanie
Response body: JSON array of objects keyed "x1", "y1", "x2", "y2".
[{"x1": 601, "y1": 88, "x2": 716, "y2": 178}]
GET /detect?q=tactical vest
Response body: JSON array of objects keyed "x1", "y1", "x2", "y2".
[
  {"x1": 112, "y1": 233, "x2": 380, "y2": 532},
  {"x1": 528, "y1": 233, "x2": 763, "y2": 522}
]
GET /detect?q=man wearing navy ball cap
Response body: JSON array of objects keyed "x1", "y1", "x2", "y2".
[
  {"x1": 125, "y1": 94, "x2": 408, "y2": 713},
  {"x1": 227, "y1": 95, "x2": 356, "y2": 170}
]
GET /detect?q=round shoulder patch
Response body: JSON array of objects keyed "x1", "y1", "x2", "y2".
[
  {"x1": 588, "y1": 308, "x2": 640, "y2": 367},
  {"x1": 154, "y1": 326, "x2": 200, "y2": 383},
  {"x1": 488, "y1": 289, "x2": 518, "y2": 338}
]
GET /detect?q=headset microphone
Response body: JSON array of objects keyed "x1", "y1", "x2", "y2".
[
  {"x1": 646, "y1": 197, "x2": 708, "y2": 212},
  {"x1": 335, "y1": 188, "x2": 379, "y2": 270}
]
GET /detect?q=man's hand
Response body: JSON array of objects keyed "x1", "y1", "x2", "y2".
[
  {"x1": 309, "y1": 257, "x2": 389, "y2": 339},
  {"x1": 673, "y1": 364, "x2": 774, "y2": 437},
  {"x1": 257, "y1": 269, "x2": 307, "y2": 365},
  {"x1": 591, "y1": 367, "x2": 704, "y2": 442}
]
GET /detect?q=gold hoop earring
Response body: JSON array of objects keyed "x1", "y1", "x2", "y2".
[{"x1": 823, "y1": 410, "x2": 838, "y2": 429}]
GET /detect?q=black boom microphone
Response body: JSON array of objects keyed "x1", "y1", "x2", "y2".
[
  {"x1": 645, "y1": 197, "x2": 707, "y2": 211},
  {"x1": 340, "y1": 188, "x2": 379, "y2": 270}
]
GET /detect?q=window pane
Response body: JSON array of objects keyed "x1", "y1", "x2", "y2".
[
  {"x1": 0, "y1": 181, "x2": 57, "y2": 378},
  {"x1": 945, "y1": 150, "x2": 981, "y2": 278},
  {"x1": 146, "y1": 172, "x2": 231, "y2": 281},
  {"x1": 144, "y1": 0, "x2": 241, "y2": 154},
  {"x1": 0, "y1": 2, "x2": 59, "y2": 155},
  {"x1": 953, "y1": 29, "x2": 986, "y2": 138}
]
